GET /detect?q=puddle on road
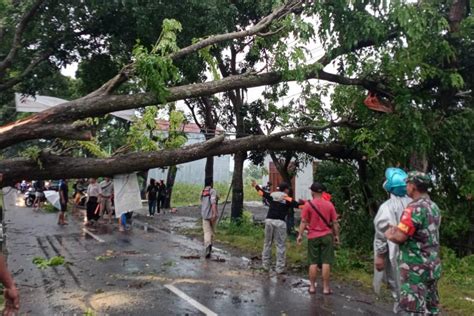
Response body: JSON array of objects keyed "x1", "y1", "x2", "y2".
[{"x1": 166, "y1": 216, "x2": 198, "y2": 230}]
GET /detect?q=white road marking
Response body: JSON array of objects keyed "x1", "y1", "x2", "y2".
[
  {"x1": 165, "y1": 284, "x2": 218, "y2": 316},
  {"x1": 82, "y1": 228, "x2": 105, "y2": 243}
]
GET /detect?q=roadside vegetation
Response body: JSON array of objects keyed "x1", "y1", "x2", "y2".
[{"x1": 171, "y1": 181, "x2": 261, "y2": 207}]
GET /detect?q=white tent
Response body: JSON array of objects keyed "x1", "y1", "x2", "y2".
[{"x1": 14, "y1": 93, "x2": 136, "y2": 122}]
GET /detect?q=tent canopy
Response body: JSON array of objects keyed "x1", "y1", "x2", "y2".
[{"x1": 14, "y1": 93, "x2": 136, "y2": 122}]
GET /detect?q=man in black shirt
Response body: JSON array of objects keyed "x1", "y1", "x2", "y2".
[
  {"x1": 252, "y1": 180, "x2": 303, "y2": 274},
  {"x1": 58, "y1": 179, "x2": 69, "y2": 225},
  {"x1": 146, "y1": 179, "x2": 158, "y2": 217}
]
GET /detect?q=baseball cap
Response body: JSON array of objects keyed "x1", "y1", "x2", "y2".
[{"x1": 310, "y1": 182, "x2": 325, "y2": 193}]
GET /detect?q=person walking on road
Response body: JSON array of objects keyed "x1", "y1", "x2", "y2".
[
  {"x1": 201, "y1": 178, "x2": 218, "y2": 259},
  {"x1": 373, "y1": 167, "x2": 412, "y2": 313},
  {"x1": 146, "y1": 179, "x2": 159, "y2": 217},
  {"x1": 32, "y1": 180, "x2": 45, "y2": 211},
  {"x1": 58, "y1": 179, "x2": 69, "y2": 225},
  {"x1": 86, "y1": 178, "x2": 101, "y2": 225},
  {"x1": 252, "y1": 180, "x2": 303, "y2": 274},
  {"x1": 385, "y1": 171, "x2": 441, "y2": 315},
  {"x1": 297, "y1": 182, "x2": 340, "y2": 295},
  {"x1": 158, "y1": 180, "x2": 166, "y2": 211},
  {"x1": 0, "y1": 173, "x2": 20, "y2": 315},
  {"x1": 99, "y1": 177, "x2": 114, "y2": 223}
]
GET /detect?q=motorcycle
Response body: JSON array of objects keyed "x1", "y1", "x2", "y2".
[{"x1": 24, "y1": 188, "x2": 36, "y2": 207}]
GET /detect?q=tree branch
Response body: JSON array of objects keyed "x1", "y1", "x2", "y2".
[
  {"x1": 0, "y1": 132, "x2": 362, "y2": 183},
  {"x1": 0, "y1": 0, "x2": 45, "y2": 77},
  {"x1": 0, "y1": 50, "x2": 51, "y2": 92},
  {"x1": 0, "y1": 62, "x2": 374, "y2": 149},
  {"x1": 88, "y1": 0, "x2": 304, "y2": 96}
]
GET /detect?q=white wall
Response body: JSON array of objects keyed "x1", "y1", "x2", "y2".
[{"x1": 148, "y1": 133, "x2": 232, "y2": 185}]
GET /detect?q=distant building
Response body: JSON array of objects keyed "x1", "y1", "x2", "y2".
[{"x1": 147, "y1": 120, "x2": 232, "y2": 185}]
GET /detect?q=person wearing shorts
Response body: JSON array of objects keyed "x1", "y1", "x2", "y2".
[
  {"x1": 99, "y1": 177, "x2": 114, "y2": 222},
  {"x1": 33, "y1": 180, "x2": 45, "y2": 211},
  {"x1": 297, "y1": 182, "x2": 340, "y2": 295}
]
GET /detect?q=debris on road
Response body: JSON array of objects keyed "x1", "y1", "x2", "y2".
[
  {"x1": 212, "y1": 257, "x2": 226, "y2": 262},
  {"x1": 32, "y1": 256, "x2": 66, "y2": 269},
  {"x1": 180, "y1": 255, "x2": 201, "y2": 259}
]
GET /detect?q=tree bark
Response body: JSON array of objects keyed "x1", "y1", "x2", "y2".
[
  {"x1": 357, "y1": 160, "x2": 377, "y2": 217},
  {"x1": 202, "y1": 97, "x2": 218, "y2": 184},
  {"x1": 269, "y1": 151, "x2": 294, "y2": 194},
  {"x1": 164, "y1": 165, "x2": 177, "y2": 209},
  {"x1": 0, "y1": 132, "x2": 363, "y2": 186},
  {"x1": 231, "y1": 151, "x2": 246, "y2": 219}
]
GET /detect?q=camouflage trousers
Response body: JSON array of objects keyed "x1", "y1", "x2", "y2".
[{"x1": 399, "y1": 265, "x2": 440, "y2": 315}]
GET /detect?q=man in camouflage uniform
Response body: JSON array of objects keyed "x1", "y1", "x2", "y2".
[{"x1": 385, "y1": 171, "x2": 441, "y2": 315}]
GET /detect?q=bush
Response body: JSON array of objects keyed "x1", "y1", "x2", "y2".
[
  {"x1": 218, "y1": 210, "x2": 263, "y2": 238},
  {"x1": 441, "y1": 247, "x2": 474, "y2": 288}
]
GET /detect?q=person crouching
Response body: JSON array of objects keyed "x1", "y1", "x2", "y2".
[{"x1": 252, "y1": 180, "x2": 303, "y2": 274}]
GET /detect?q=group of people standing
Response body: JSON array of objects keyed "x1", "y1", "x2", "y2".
[
  {"x1": 200, "y1": 168, "x2": 441, "y2": 315},
  {"x1": 82, "y1": 177, "x2": 115, "y2": 226},
  {"x1": 145, "y1": 179, "x2": 167, "y2": 217}
]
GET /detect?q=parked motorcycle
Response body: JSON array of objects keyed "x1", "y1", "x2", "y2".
[{"x1": 24, "y1": 188, "x2": 36, "y2": 207}]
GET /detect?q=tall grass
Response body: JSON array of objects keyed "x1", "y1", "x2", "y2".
[{"x1": 171, "y1": 181, "x2": 261, "y2": 207}]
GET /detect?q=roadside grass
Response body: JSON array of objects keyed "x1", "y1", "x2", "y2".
[
  {"x1": 171, "y1": 181, "x2": 261, "y2": 207},
  {"x1": 42, "y1": 203, "x2": 59, "y2": 213},
  {"x1": 182, "y1": 211, "x2": 474, "y2": 315}
]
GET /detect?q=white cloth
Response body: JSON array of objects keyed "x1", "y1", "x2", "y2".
[
  {"x1": 113, "y1": 173, "x2": 142, "y2": 218},
  {"x1": 373, "y1": 194, "x2": 412, "y2": 312}
]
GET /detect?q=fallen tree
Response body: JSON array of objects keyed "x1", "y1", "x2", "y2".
[{"x1": 0, "y1": 125, "x2": 364, "y2": 183}]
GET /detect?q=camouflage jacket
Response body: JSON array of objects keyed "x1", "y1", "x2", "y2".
[{"x1": 397, "y1": 195, "x2": 441, "y2": 278}]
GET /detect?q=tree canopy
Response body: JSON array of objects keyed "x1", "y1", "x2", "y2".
[{"x1": 0, "y1": 0, "x2": 472, "y2": 253}]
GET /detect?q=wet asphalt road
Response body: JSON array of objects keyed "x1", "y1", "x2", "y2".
[{"x1": 3, "y1": 192, "x2": 392, "y2": 315}]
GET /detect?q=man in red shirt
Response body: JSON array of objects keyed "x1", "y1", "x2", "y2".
[{"x1": 297, "y1": 182, "x2": 340, "y2": 295}]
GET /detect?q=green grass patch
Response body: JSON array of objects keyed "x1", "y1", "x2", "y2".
[
  {"x1": 183, "y1": 214, "x2": 474, "y2": 315},
  {"x1": 171, "y1": 181, "x2": 261, "y2": 207},
  {"x1": 42, "y1": 203, "x2": 59, "y2": 213}
]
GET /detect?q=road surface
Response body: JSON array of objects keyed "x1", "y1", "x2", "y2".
[{"x1": 3, "y1": 192, "x2": 391, "y2": 315}]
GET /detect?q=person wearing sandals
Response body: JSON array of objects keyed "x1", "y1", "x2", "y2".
[{"x1": 297, "y1": 182, "x2": 340, "y2": 295}]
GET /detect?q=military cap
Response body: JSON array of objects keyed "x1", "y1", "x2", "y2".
[{"x1": 406, "y1": 171, "x2": 432, "y2": 186}]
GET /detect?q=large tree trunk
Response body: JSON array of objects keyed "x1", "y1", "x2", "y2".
[
  {"x1": 0, "y1": 133, "x2": 363, "y2": 184},
  {"x1": 231, "y1": 151, "x2": 246, "y2": 219},
  {"x1": 269, "y1": 152, "x2": 294, "y2": 195},
  {"x1": 164, "y1": 165, "x2": 177, "y2": 209},
  {"x1": 0, "y1": 67, "x2": 379, "y2": 150},
  {"x1": 204, "y1": 156, "x2": 214, "y2": 184},
  {"x1": 357, "y1": 160, "x2": 377, "y2": 217}
]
